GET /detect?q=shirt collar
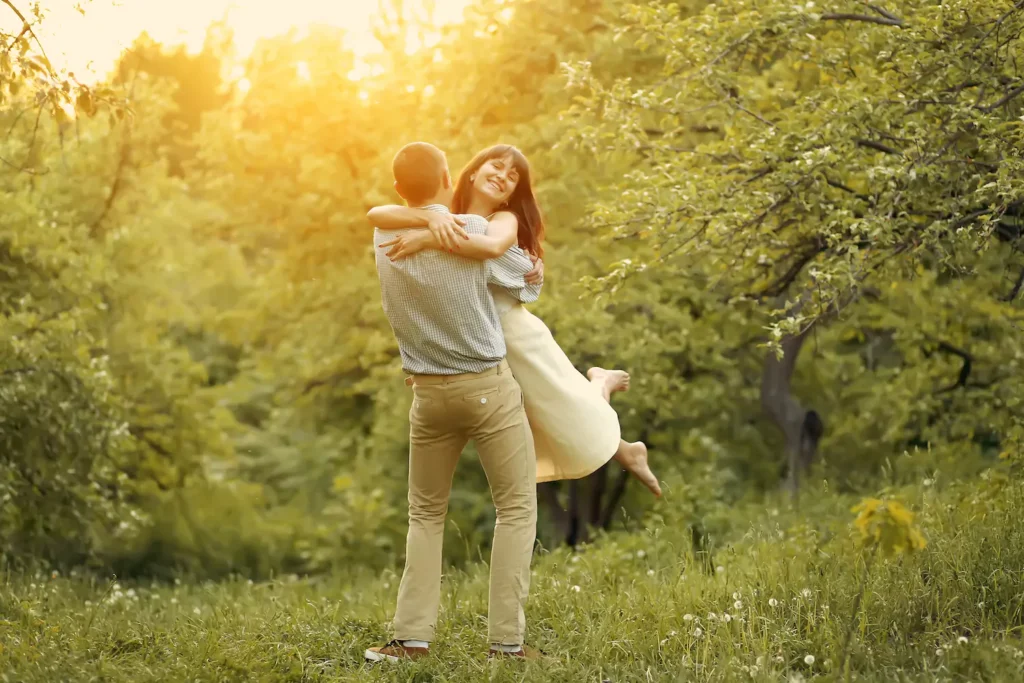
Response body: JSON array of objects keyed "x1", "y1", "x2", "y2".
[{"x1": 419, "y1": 204, "x2": 451, "y2": 214}]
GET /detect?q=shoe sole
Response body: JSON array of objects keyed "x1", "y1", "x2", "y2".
[{"x1": 364, "y1": 649, "x2": 400, "y2": 663}]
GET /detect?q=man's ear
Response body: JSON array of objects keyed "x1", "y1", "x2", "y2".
[
  {"x1": 394, "y1": 180, "x2": 407, "y2": 202},
  {"x1": 442, "y1": 170, "x2": 452, "y2": 190}
]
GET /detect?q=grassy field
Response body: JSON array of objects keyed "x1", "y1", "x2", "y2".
[{"x1": 3, "y1": 476, "x2": 1024, "y2": 682}]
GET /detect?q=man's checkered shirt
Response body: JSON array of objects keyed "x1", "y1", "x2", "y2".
[{"x1": 374, "y1": 204, "x2": 541, "y2": 375}]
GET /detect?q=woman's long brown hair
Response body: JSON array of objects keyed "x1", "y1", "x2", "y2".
[{"x1": 452, "y1": 144, "x2": 546, "y2": 257}]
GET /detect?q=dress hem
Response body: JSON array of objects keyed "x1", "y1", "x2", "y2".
[{"x1": 535, "y1": 443, "x2": 619, "y2": 483}]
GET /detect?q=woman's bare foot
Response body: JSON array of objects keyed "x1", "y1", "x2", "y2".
[
  {"x1": 587, "y1": 367, "x2": 630, "y2": 402},
  {"x1": 613, "y1": 440, "x2": 662, "y2": 497}
]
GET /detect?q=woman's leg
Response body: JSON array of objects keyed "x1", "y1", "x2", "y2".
[
  {"x1": 587, "y1": 367, "x2": 661, "y2": 497},
  {"x1": 586, "y1": 367, "x2": 630, "y2": 402},
  {"x1": 612, "y1": 440, "x2": 661, "y2": 497}
]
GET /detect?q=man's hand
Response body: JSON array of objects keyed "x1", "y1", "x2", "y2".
[
  {"x1": 379, "y1": 231, "x2": 435, "y2": 260},
  {"x1": 525, "y1": 253, "x2": 544, "y2": 285},
  {"x1": 426, "y1": 213, "x2": 469, "y2": 252}
]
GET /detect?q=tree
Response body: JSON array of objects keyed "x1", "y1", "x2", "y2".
[{"x1": 567, "y1": 0, "x2": 1024, "y2": 493}]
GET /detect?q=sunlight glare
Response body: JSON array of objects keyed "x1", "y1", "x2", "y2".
[{"x1": 16, "y1": 0, "x2": 475, "y2": 81}]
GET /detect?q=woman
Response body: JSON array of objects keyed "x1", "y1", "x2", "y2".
[{"x1": 369, "y1": 144, "x2": 660, "y2": 496}]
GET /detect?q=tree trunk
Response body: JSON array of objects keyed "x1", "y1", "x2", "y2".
[{"x1": 760, "y1": 316, "x2": 824, "y2": 501}]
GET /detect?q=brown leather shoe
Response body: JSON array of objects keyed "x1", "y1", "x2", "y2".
[
  {"x1": 487, "y1": 644, "x2": 545, "y2": 660},
  {"x1": 364, "y1": 640, "x2": 429, "y2": 663}
]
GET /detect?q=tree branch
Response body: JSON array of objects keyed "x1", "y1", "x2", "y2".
[
  {"x1": 980, "y1": 83, "x2": 1024, "y2": 112},
  {"x1": 1005, "y1": 267, "x2": 1024, "y2": 302},
  {"x1": 821, "y1": 13, "x2": 905, "y2": 27},
  {"x1": 1, "y1": 1, "x2": 53, "y2": 69},
  {"x1": 862, "y1": 3, "x2": 903, "y2": 23},
  {"x1": 933, "y1": 342, "x2": 972, "y2": 393},
  {"x1": 854, "y1": 138, "x2": 902, "y2": 155}
]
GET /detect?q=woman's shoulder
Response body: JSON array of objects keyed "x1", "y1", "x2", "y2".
[{"x1": 487, "y1": 210, "x2": 519, "y2": 224}]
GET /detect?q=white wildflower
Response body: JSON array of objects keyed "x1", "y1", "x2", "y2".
[
  {"x1": 958, "y1": 636, "x2": 969, "y2": 645},
  {"x1": 769, "y1": 598, "x2": 779, "y2": 607},
  {"x1": 683, "y1": 614, "x2": 694, "y2": 622},
  {"x1": 724, "y1": 613, "x2": 733, "y2": 623},
  {"x1": 734, "y1": 600, "x2": 743, "y2": 610},
  {"x1": 193, "y1": 607, "x2": 201, "y2": 615},
  {"x1": 636, "y1": 550, "x2": 646, "y2": 559},
  {"x1": 647, "y1": 569, "x2": 656, "y2": 576},
  {"x1": 732, "y1": 592, "x2": 741, "y2": 600},
  {"x1": 804, "y1": 654, "x2": 815, "y2": 665},
  {"x1": 716, "y1": 565, "x2": 725, "y2": 574},
  {"x1": 572, "y1": 585, "x2": 581, "y2": 593},
  {"x1": 801, "y1": 588, "x2": 812, "y2": 598},
  {"x1": 694, "y1": 627, "x2": 703, "y2": 637}
]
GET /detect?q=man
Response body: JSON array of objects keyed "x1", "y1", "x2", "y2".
[{"x1": 365, "y1": 142, "x2": 542, "y2": 662}]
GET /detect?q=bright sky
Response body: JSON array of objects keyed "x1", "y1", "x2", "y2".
[{"x1": 7, "y1": 0, "x2": 474, "y2": 80}]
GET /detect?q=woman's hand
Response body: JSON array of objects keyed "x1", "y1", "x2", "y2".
[
  {"x1": 426, "y1": 214, "x2": 469, "y2": 252},
  {"x1": 379, "y1": 231, "x2": 435, "y2": 260},
  {"x1": 525, "y1": 253, "x2": 544, "y2": 285}
]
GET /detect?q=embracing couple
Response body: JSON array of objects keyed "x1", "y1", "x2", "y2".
[{"x1": 364, "y1": 142, "x2": 661, "y2": 663}]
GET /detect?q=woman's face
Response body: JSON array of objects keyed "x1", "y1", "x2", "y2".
[{"x1": 472, "y1": 155, "x2": 520, "y2": 206}]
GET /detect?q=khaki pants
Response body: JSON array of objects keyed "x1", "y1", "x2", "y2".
[{"x1": 393, "y1": 359, "x2": 537, "y2": 646}]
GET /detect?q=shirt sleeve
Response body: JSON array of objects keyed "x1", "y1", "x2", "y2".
[
  {"x1": 488, "y1": 245, "x2": 542, "y2": 304},
  {"x1": 455, "y1": 213, "x2": 541, "y2": 304}
]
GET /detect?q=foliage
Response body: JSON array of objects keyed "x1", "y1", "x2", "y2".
[
  {"x1": 851, "y1": 497, "x2": 926, "y2": 557},
  {"x1": 566, "y1": 0, "x2": 1024, "y2": 487},
  {"x1": 3, "y1": 0, "x2": 1023, "y2": 580}
]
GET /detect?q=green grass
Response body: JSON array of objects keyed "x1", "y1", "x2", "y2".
[{"x1": 3, "y1": 477, "x2": 1024, "y2": 682}]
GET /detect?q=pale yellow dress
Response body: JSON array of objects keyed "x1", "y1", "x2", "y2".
[{"x1": 490, "y1": 286, "x2": 621, "y2": 482}]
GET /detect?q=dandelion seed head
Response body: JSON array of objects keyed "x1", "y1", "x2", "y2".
[{"x1": 804, "y1": 654, "x2": 815, "y2": 665}]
